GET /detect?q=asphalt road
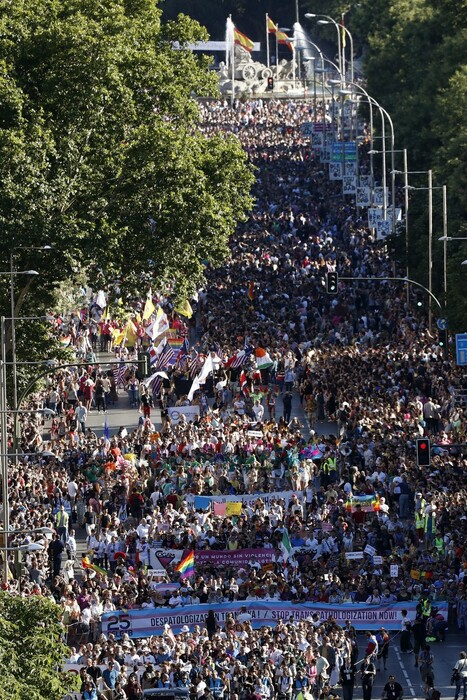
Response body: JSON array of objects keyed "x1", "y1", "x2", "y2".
[
  {"x1": 352, "y1": 632, "x2": 463, "y2": 700},
  {"x1": 82, "y1": 351, "x2": 339, "y2": 441}
]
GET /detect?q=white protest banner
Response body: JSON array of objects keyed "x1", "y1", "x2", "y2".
[
  {"x1": 356, "y1": 187, "x2": 371, "y2": 207},
  {"x1": 359, "y1": 175, "x2": 373, "y2": 189},
  {"x1": 373, "y1": 187, "x2": 389, "y2": 207},
  {"x1": 345, "y1": 551, "x2": 364, "y2": 560},
  {"x1": 390, "y1": 564, "x2": 399, "y2": 578},
  {"x1": 300, "y1": 122, "x2": 314, "y2": 137},
  {"x1": 364, "y1": 544, "x2": 376, "y2": 556},
  {"x1": 168, "y1": 406, "x2": 200, "y2": 425},
  {"x1": 373, "y1": 556, "x2": 383, "y2": 565},
  {"x1": 102, "y1": 601, "x2": 448, "y2": 638},
  {"x1": 368, "y1": 207, "x2": 383, "y2": 228},
  {"x1": 247, "y1": 430, "x2": 264, "y2": 438},
  {"x1": 387, "y1": 206, "x2": 402, "y2": 223},
  {"x1": 149, "y1": 548, "x2": 185, "y2": 573},
  {"x1": 329, "y1": 162, "x2": 343, "y2": 181},
  {"x1": 343, "y1": 176, "x2": 357, "y2": 194},
  {"x1": 376, "y1": 219, "x2": 392, "y2": 240},
  {"x1": 312, "y1": 132, "x2": 324, "y2": 148}
]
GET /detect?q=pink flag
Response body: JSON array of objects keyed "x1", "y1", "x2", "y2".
[{"x1": 213, "y1": 502, "x2": 227, "y2": 516}]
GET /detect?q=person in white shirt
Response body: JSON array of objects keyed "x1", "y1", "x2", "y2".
[
  {"x1": 237, "y1": 606, "x2": 251, "y2": 623},
  {"x1": 136, "y1": 517, "x2": 150, "y2": 539},
  {"x1": 67, "y1": 479, "x2": 78, "y2": 509},
  {"x1": 252, "y1": 400, "x2": 264, "y2": 422},
  {"x1": 169, "y1": 592, "x2": 182, "y2": 608},
  {"x1": 305, "y1": 534, "x2": 319, "y2": 550},
  {"x1": 67, "y1": 529, "x2": 77, "y2": 560},
  {"x1": 233, "y1": 398, "x2": 245, "y2": 415},
  {"x1": 137, "y1": 538, "x2": 150, "y2": 566}
]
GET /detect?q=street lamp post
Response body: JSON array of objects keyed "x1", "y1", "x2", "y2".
[
  {"x1": 0, "y1": 315, "x2": 8, "y2": 584},
  {"x1": 305, "y1": 13, "x2": 343, "y2": 78},
  {"x1": 303, "y1": 39, "x2": 327, "y2": 129},
  {"x1": 341, "y1": 24, "x2": 354, "y2": 85},
  {"x1": 0, "y1": 307, "x2": 53, "y2": 583},
  {"x1": 405, "y1": 173, "x2": 447, "y2": 332},
  {"x1": 328, "y1": 79, "x2": 342, "y2": 150},
  {"x1": 10, "y1": 246, "x2": 51, "y2": 410},
  {"x1": 348, "y1": 83, "x2": 395, "y2": 228}
]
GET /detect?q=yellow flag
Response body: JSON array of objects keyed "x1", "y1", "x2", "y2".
[
  {"x1": 226, "y1": 502, "x2": 242, "y2": 516},
  {"x1": 175, "y1": 299, "x2": 193, "y2": 319},
  {"x1": 124, "y1": 320, "x2": 138, "y2": 346},
  {"x1": 143, "y1": 296, "x2": 156, "y2": 321}
]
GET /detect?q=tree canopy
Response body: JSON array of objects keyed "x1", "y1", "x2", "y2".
[
  {"x1": 0, "y1": 592, "x2": 77, "y2": 699},
  {"x1": 0, "y1": 0, "x2": 254, "y2": 301}
]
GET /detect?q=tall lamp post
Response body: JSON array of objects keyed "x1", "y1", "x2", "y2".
[
  {"x1": 304, "y1": 13, "x2": 343, "y2": 78},
  {"x1": 438, "y1": 234, "x2": 467, "y2": 314},
  {"x1": 0, "y1": 307, "x2": 53, "y2": 584},
  {"x1": 344, "y1": 83, "x2": 395, "y2": 230},
  {"x1": 10, "y1": 246, "x2": 51, "y2": 410},
  {"x1": 405, "y1": 173, "x2": 447, "y2": 332},
  {"x1": 316, "y1": 19, "x2": 354, "y2": 85}
]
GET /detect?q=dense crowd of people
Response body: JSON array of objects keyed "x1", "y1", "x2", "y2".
[{"x1": 2, "y1": 97, "x2": 466, "y2": 700}]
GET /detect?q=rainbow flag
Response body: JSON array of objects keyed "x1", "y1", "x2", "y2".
[
  {"x1": 59, "y1": 335, "x2": 71, "y2": 347},
  {"x1": 168, "y1": 337, "x2": 184, "y2": 350},
  {"x1": 175, "y1": 550, "x2": 195, "y2": 580},
  {"x1": 345, "y1": 494, "x2": 378, "y2": 513},
  {"x1": 82, "y1": 555, "x2": 110, "y2": 578}
]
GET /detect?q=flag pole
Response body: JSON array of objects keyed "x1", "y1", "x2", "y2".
[
  {"x1": 230, "y1": 15, "x2": 235, "y2": 108},
  {"x1": 276, "y1": 31, "x2": 279, "y2": 86},
  {"x1": 231, "y1": 33, "x2": 235, "y2": 107},
  {"x1": 266, "y1": 13, "x2": 270, "y2": 68}
]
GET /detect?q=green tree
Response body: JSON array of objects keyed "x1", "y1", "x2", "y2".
[
  {"x1": 0, "y1": 0, "x2": 254, "y2": 298},
  {"x1": 0, "y1": 592, "x2": 78, "y2": 700},
  {"x1": 354, "y1": 0, "x2": 467, "y2": 329},
  {"x1": 0, "y1": 0, "x2": 254, "y2": 398}
]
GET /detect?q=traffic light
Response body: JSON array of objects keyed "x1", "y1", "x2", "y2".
[
  {"x1": 326, "y1": 272, "x2": 339, "y2": 294},
  {"x1": 138, "y1": 353, "x2": 149, "y2": 378},
  {"x1": 416, "y1": 438, "x2": 431, "y2": 467},
  {"x1": 267, "y1": 76, "x2": 274, "y2": 91}
]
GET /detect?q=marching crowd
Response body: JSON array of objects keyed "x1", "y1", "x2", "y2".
[{"x1": 2, "y1": 97, "x2": 466, "y2": 700}]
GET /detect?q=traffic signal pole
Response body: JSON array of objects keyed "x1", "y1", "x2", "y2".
[
  {"x1": 337, "y1": 275, "x2": 442, "y2": 311},
  {"x1": 325, "y1": 274, "x2": 447, "y2": 356}
]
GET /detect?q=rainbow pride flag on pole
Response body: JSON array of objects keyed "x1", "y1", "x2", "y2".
[{"x1": 175, "y1": 550, "x2": 195, "y2": 580}]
